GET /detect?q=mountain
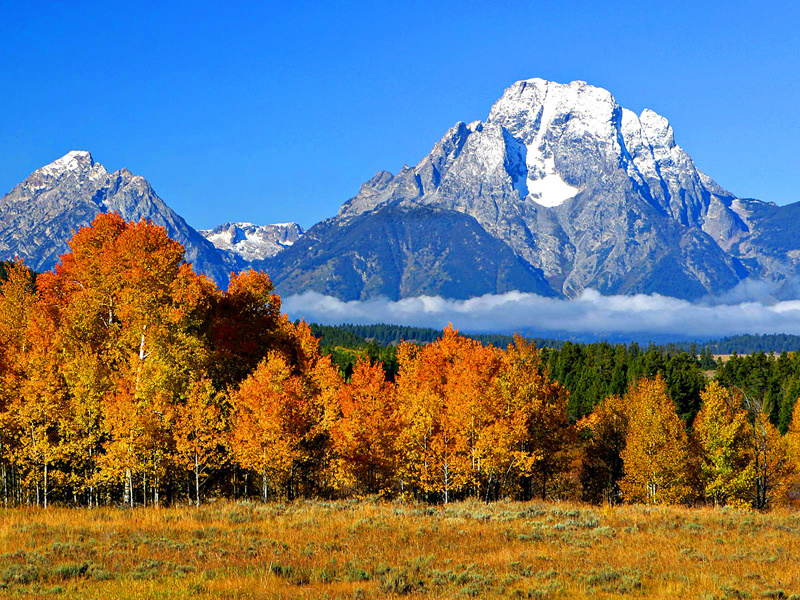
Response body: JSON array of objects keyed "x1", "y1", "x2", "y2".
[
  {"x1": 264, "y1": 203, "x2": 555, "y2": 300},
  {"x1": 263, "y1": 78, "x2": 797, "y2": 301},
  {"x1": 0, "y1": 151, "x2": 233, "y2": 286},
  {"x1": 4, "y1": 79, "x2": 800, "y2": 303},
  {"x1": 200, "y1": 221, "x2": 304, "y2": 262}
]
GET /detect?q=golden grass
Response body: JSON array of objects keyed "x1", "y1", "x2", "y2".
[{"x1": 0, "y1": 499, "x2": 798, "y2": 599}]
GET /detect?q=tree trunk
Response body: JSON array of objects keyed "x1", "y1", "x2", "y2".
[
  {"x1": 195, "y1": 452, "x2": 201, "y2": 508},
  {"x1": 125, "y1": 468, "x2": 134, "y2": 508},
  {"x1": 541, "y1": 471, "x2": 547, "y2": 501},
  {"x1": 43, "y1": 462, "x2": 48, "y2": 509}
]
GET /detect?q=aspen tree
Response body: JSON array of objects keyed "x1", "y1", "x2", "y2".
[
  {"x1": 328, "y1": 357, "x2": 397, "y2": 494},
  {"x1": 692, "y1": 381, "x2": 754, "y2": 506},
  {"x1": 619, "y1": 376, "x2": 691, "y2": 505},
  {"x1": 174, "y1": 378, "x2": 224, "y2": 506}
]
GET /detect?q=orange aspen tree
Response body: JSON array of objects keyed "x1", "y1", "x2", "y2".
[
  {"x1": 174, "y1": 378, "x2": 225, "y2": 506},
  {"x1": 210, "y1": 269, "x2": 285, "y2": 386},
  {"x1": 395, "y1": 326, "x2": 500, "y2": 503},
  {"x1": 36, "y1": 213, "x2": 217, "y2": 505},
  {"x1": 328, "y1": 357, "x2": 397, "y2": 494},
  {"x1": 619, "y1": 376, "x2": 692, "y2": 505},
  {"x1": 229, "y1": 352, "x2": 313, "y2": 501},
  {"x1": 692, "y1": 381, "x2": 754, "y2": 507}
]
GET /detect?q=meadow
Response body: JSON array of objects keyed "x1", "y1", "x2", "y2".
[{"x1": 1, "y1": 499, "x2": 798, "y2": 599}]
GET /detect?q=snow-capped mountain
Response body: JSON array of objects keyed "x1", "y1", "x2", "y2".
[
  {"x1": 200, "y1": 222, "x2": 304, "y2": 262},
  {"x1": 4, "y1": 78, "x2": 800, "y2": 302},
  {"x1": 0, "y1": 151, "x2": 234, "y2": 286},
  {"x1": 264, "y1": 78, "x2": 797, "y2": 301}
]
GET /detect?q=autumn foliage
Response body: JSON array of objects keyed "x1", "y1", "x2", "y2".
[{"x1": 1, "y1": 213, "x2": 800, "y2": 509}]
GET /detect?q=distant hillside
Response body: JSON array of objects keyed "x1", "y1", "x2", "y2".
[{"x1": 699, "y1": 334, "x2": 800, "y2": 355}]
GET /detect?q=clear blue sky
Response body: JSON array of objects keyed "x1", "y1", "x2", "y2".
[{"x1": 1, "y1": 0, "x2": 798, "y2": 230}]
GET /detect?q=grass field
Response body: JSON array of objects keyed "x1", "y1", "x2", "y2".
[{"x1": 0, "y1": 500, "x2": 799, "y2": 599}]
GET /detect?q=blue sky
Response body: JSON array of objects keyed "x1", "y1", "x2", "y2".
[{"x1": 1, "y1": 0, "x2": 798, "y2": 230}]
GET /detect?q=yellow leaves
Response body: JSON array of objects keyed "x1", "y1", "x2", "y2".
[
  {"x1": 174, "y1": 378, "x2": 224, "y2": 470},
  {"x1": 692, "y1": 381, "x2": 754, "y2": 506},
  {"x1": 619, "y1": 376, "x2": 691, "y2": 505},
  {"x1": 788, "y1": 400, "x2": 800, "y2": 466}
]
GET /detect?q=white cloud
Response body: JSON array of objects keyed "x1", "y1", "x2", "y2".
[{"x1": 281, "y1": 284, "x2": 800, "y2": 340}]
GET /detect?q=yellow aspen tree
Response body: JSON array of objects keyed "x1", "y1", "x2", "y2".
[
  {"x1": 13, "y1": 305, "x2": 69, "y2": 508},
  {"x1": 692, "y1": 381, "x2": 754, "y2": 507},
  {"x1": 493, "y1": 338, "x2": 574, "y2": 501},
  {"x1": 59, "y1": 349, "x2": 111, "y2": 507},
  {"x1": 620, "y1": 376, "x2": 692, "y2": 505},
  {"x1": 98, "y1": 378, "x2": 147, "y2": 507},
  {"x1": 0, "y1": 260, "x2": 37, "y2": 506},
  {"x1": 788, "y1": 400, "x2": 800, "y2": 468},
  {"x1": 174, "y1": 378, "x2": 224, "y2": 507},
  {"x1": 750, "y1": 410, "x2": 792, "y2": 509}
]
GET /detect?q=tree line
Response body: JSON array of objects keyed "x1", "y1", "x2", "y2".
[
  {"x1": 317, "y1": 328, "x2": 800, "y2": 437},
  {"x1": 1, "y1": 214, "x2": 800, "y2": 509}
]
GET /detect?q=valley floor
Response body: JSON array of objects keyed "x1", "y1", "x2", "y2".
[{"x1": 0, "y1": 499, "x2": 798, "y2": 599}]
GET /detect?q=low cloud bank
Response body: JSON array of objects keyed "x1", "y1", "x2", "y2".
[{"x1": 282, "y1": 283, "x2": 800, "y2": 340}]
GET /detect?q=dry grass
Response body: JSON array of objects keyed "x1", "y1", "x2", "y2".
[{"x1": 0, "y1": 499, "x2": 799, "y2": 599}]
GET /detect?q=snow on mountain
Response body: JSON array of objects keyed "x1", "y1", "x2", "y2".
[{"x1": 200, "y1": 222, "x2": 304, "y2": 262}]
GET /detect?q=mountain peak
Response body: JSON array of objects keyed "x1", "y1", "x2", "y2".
[
  {"x1": 200, "y1": 221, "x2": 304, "y2": 262},
  {"x1": 39, "y1": 150, "x2": 95, "y2": 173},
  {"x1": 639, "y1": 108, "x2": 675, "y2": 148},
  {"x1": 29, "y1": 150, "x2": 108, "y2": 187}
]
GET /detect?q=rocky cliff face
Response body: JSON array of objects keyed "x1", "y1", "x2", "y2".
[
  {"x1": 0, "y1": 151, "x2": 233, "y2": 286},
  {"x1": 267, "y1": 78, "x2": 789, "y2": 301}
]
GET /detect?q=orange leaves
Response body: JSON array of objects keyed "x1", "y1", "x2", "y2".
[
  {"x1": 229, "y1": 350, "x2": 330, "y2": 500},
  {"x1": 394, "y1": 326, "x2": 504, "y2": 502},
  {"x1": 328, "y1": 358, "x2": 396, "y2": 493},
  {"x1": 10, "y1": 213, "x2": 800, "y2": 509},
  {"x1": 391, "y1": 326, "x2": 577, "y2": 502}
]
